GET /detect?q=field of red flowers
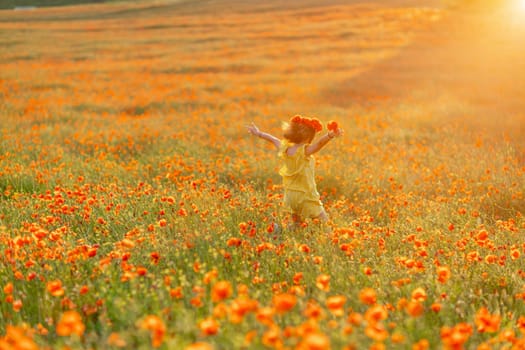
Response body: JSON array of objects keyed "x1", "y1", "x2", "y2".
[{"x1": 1, "y1": 0, "x2": 524, "y2": 349}]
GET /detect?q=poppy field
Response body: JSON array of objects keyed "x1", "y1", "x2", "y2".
[{"x1": 1, "y1": 0, "x2": 524, "y2": 349}]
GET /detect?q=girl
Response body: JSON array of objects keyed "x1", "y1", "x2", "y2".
[{"x1": 246, "y1": 115, "x2": 343, "y2": 229}]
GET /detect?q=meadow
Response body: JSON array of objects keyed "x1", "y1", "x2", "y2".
[{"x1": 0, "y1": 0, "x2": 524, "y2": 349}]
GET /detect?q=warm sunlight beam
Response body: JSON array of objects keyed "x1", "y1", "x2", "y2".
[{"x1": 516, "y1": 0, "x2": 525, "y2": 11}]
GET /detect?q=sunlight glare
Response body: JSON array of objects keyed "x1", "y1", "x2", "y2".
[{"x1": 517, "y1": 0, "x2": 525, "y2": 11}]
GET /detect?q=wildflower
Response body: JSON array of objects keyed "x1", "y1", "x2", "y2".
[
  {"x1": 441, "y1": 323, "x2": 473, "y2": 350},
  {"x1": 412, "y1": 339, "x2": 430, "y2": 350},
  {"x1": 327, "y1": 121, "x2": 339, "y2": 132},
  {"x1": 262, "y1": 326, "x2": 282, "y2": 348},
  {"x1": 211, "y1": 281, "x2": 233, "y2": 302},
  {"x1": 293, "y1": 272, "x2": 304, "y2": 285},
  {"x1": 475, "y1": 307, "x2": 501, "y2": 333},
  {"x1": 47, "y1": 280, "x2": 65, "y2": 297},
  {"x1": 437, "y1": 266, "x2": 451, "y2": 284},
  {"x1": 391, "y1": 332, "x2": 405, "y2": 344},
  {"x1": 140, "y1": 315, "x2": 166, "y2": 348},
  {"x1": 229, "y1": 297, "x2": 258, "y2": 323},
  {"x1": 315, "y1": 274, "x2": 330, "y2": 291},
  {"x1": 0, "y1": 325, "x2": 38, "y2": 350},
  {"x1": 364, "y1": 305, "x2": 388, "y2": 324},
  {"x1": 431, "y1": 303, "x2": 442, "y2": 312},
  {"x1": 3, "y1": 282, "x2": 13, "y2": 295},
  {"x1": 476, "y1": 230, "x2": 489, "y2": 241},
  {"x1": 365, "y1": 322, "x2": 389, "y2": 342},
  {"x1": 256, "y1": 307, "x2": 275, "y2": 326},
  {"x1": 56, "y1": 310, "x2": 85, "y2": 337},
  {"x1": 199, "y1": 317, "x2": 219, "y2": 336},
  {"x1": 298, "y1": 332, "x2": 331, "y2": 350},
  {"x1": 12, "y1": 299, "x2": 23, "y2": 312},
  {"x1": 405, "y1": 301, "x2": 424, "y2": 317},
  {"x1": 273, "y1": 293, "x2": 297, "y2": 314},
  {"x1": 411, "y1": 287, "x2": 427, "y2": 303},
  {"x1": 326, "y1": 295, "x2": 346, "y2": 316},
  {"x1": 304, "y1": 300, "x2": 324, "y2": 320},
  {"x1": 517, "y1": 316, "x2": 525, "y2": 333},
  {"x1": 107, "y1": 332, "x2": 127, "y2": 347},
  {"x1": 359, "y1": 287, "x2": 377, "y2": 305},
  {"x1": 347, "y1": 312, "x2": 363, "y2": 326},
  {"x1": 185, "y1": 342, "x2": 214, "y2": 350}
]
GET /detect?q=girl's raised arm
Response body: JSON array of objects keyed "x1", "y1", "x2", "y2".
[
  {"x1": 246, "y1": 123, "x2": 281, "y2": 149},
  {"x1": 305, "y1": 128, "x2": 343, "y2": 156}
]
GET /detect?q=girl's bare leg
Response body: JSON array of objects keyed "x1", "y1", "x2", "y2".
[{"x1": 316, "y1": 210, "x2": 332, "y2": 235}]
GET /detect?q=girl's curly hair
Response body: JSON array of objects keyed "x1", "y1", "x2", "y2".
[{"x1": 282, "y1": 115, "x2": 321, "y2": 144}]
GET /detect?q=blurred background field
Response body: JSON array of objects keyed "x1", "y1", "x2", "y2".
[{"x1": 0, "y1": 0, "x2": 524, "y2": 349}]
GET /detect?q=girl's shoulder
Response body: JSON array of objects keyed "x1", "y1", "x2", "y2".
[{"x1": 283, "y1": 142, "x2": 308, "y2": 157}]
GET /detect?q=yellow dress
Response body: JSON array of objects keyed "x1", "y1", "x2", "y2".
[{"x1": 278, "y1": 140, "x2": 323, "y2": 218}]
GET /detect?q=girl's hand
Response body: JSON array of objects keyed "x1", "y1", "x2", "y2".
[
  {"x1": 246, "y1": 122, "x2": 260, "y2": 137},
  {"x1": 328, "y1": 128, "x2": 343, "y2": 139}
]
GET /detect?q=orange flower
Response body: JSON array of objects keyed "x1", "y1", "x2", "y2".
[
  {"x1": 211, "y1": 281, "x2": 232, "y2": 303},
  {"x1": 391, "y1": 332, "x2": 405, "y2": 344},
  {"x1": 0, "y1": 325, "x2": 38, "y2": 350},
  {"x1": 199, "y1": 317, "x2": 219, "y2": 336},
  {"x1": 298, "y1": 332, "x2": 331, "y2": 350},
  {"x1": 107, "y1": 332, "x2": 127, "y2": 347},
  {"x1": 256, "y1": 306, "x2": 275, "y2": 326},
  {"x1": 411, "y1": 287, "x2": 427, "y2": 302},
  {"x1": 140, "y1": 315, "x2": 166, "y2": 348},
  {"x1": 3, "y1": 282, "x2": 13, "y2": 295},
  {"x1": 517, "y1": 316, "x2": 525, "y2": 333},
  {"x1": 431, "y1": 303, "x2": 442, "y2": 313},
  {"x1": 364, "y1": 305, "x2": 388, "y2": 324},
  {"x1": 315, "y1": 274, "x2": 330, "y2": 291},
  {"x1": 262, "y1": 326, "x2": 282, "y2": 348},
  {"x1": 46, "y1": 280, "x2": 65, "y2": 297},
  {"x1": 136, "y1": 266, "x2": 147, "y2": 276},
  {"x1": 304, "y1": 300, "x2": 324, "y2": 320},
  {"x1": 293, "y1": 272, "x2": 304, "y2": 285},
  {"x1": 405, "y1": 301, "x2": 424, "y2": 317},
  {"x1": 436, "y1": 266, "x2": 451, "y2": 284},
  {"x1": 170, "y1": 286, "x2": 183, "y2": 299},
  {"x1": 475, "y1": 307, "x2": 501, "y2": 333},
  {"x1": 56, "y1": 310, "x2": 85, "y2": 337},
  {"x1": 485, "y1": 254, "x2": 497, "y2": 264},
  {"x1": 476, "y1": 230, "x2": 489, "y2": 241},
  {"x1": 326, "y1": 295, "x2": 346, "y2": 316},
  {"x1": 347, "y1": 312, "x2": 363, "y2": 326},
  {"x1": 359, "y1": 287, "x2": 377, "y2": 305},
  {"x1": 185, "y1": 342, "x2": 214, "y2": 350},
  {"x1": 412, "y1": 339, "x2": 430, "y2": 350},
  {"x1": 12, "y1": 299, "x2": 23, "y2": 312},
  {"x1": 273, "y1": 293, "x2": 297, "y2": 314},
  {"x1": 227, "y1": 237, "x2": 242, "y2": 247},
  {"x1": 441, "y1": 323, "x2": 473, "y2": 349},
  {"x1": 364, "y1": 322, "x2": 389, "y2": 342},
  {"x1": 229, "y1": 297, "x2": 258, "y2": 323},
  {"x1": 327, "y1": 121, "x2": 339, "y2": 132}
]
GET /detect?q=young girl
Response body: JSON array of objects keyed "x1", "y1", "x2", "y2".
[{"x1": 246, "y1": 115, "x2": 343, "y2": 229}]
